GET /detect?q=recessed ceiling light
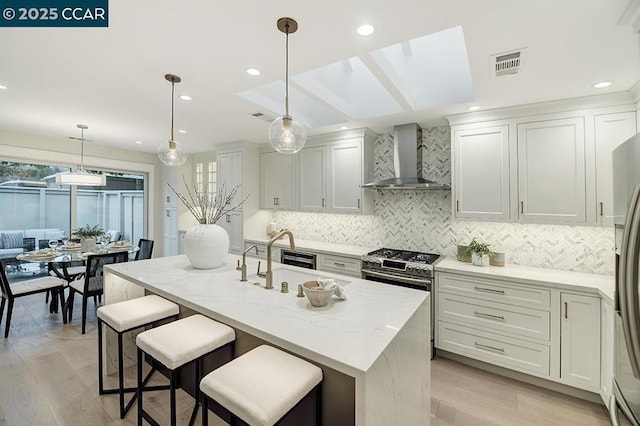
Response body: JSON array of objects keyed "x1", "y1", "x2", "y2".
[
  {"x1": 135, "y1": 140, "x2": 143, "y2": 145},
  {"x1": 180, "y1": 95, "x2": 192, "y2": 101},
  {"x1": 339, "y1": 126, "x2": 348, "y2": 130},
  {"x1": 178, "y1": 129, "x2": 187, "y2": 134},
  {"x1": 593, "y1": 81, "x2": 612, "y2": 89},
  {"x1": 357, "y1": 24, "x2": 375, "y2": 36},
  {"x1": 246, "y1": 68, "x2": 261, "y2": 76},
  {"x1": 0, "y1": 85, "x2": 7, "y2": 90},
  {"x1": 467, "y1": 105, "x2": 481, "y2": 111}
]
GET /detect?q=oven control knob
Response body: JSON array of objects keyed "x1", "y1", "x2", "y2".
[{"x1": 407, "y1": 265, "x2": 414, "y2": 271}]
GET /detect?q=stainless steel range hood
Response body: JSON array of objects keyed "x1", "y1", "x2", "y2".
[{"x1": 362, "y1": 123, "x2": 450, "y2": 190}]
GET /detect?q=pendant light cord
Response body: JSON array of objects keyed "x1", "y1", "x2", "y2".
[
  {"x1": 170, "y1": 78, "x2": 175, "y2": 141},
  {"x1": 79, "y1": 127, "x2": 84, "y2": 172},
  {"x1": 284, "y1": 23, "x2": 290, "y2": 116}
]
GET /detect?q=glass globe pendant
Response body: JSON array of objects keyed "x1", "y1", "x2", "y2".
[
  {"x1": 269, "y1": 17, "x2": 307, "y2": 154},
  {"x1": 158, "y1": 74, "x2": 187, "y2": 166}
]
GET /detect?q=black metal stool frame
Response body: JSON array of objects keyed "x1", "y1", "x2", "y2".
[
  {"x1": 98, "y1": 313, "x2": 179, "y2": 419},
  {"x1": 137, "y1": 342, "x2": 234, "y2": 426}
]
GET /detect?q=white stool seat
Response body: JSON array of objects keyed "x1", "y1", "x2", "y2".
[
  {"x1": 97, "y1": 295, "x2": 179, "y2": 332},
  {"x1": 136, "y1": 314, "x2": 235, "y2": 370},
  {"x1": 200, "y1": 345, "x2": 323, "y2": 426}
]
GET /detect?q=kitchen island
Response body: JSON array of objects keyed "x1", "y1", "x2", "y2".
[{"x1": 103, "y1": 254, "x2": 430, "y2": 426}]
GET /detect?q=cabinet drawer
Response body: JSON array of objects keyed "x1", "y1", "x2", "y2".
[
  {"x1": 319, "y1": 254, "x2": 361, "y2": 277},
  {"x1": 437, "y1": 273, "x2": 551, "y2": 308},
  {"x1": 438, "y1": 293, "x2": 550, "y2": 341},
  {"x1": 438, "y1": 321, "x2": 550, "y2": 375}
]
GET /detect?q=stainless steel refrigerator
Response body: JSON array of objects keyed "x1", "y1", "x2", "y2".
[{"x1": 611, "y1": 132, "x2": 640, "y2": 425}]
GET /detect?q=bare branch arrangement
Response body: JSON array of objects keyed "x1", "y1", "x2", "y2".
[{"x1": 167, "y1": 175, "x2": 248, "y2": 225}]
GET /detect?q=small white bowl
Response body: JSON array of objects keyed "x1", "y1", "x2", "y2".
[{"x1": 302, "y1": 281, "x2": 335, "y2": 307}]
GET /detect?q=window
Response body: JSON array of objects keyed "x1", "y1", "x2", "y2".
[{"x1": 194, "y1": 160, "x2": 217, "y2": 200}]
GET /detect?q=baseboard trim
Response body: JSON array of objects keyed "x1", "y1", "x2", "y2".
[{"x1": 435, "y1": 350, "x2": 603, "y2": 405}]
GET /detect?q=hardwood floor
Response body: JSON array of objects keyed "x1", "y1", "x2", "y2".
[{"x1": 0, "y1": 293, "x2": 613, "y2": 425}]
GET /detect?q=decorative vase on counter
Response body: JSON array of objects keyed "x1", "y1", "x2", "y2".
[
  {"x1": 184, "y1": 224, "x2": 229, "y2": 269},
  {"x1": 471, "y1": 252, "x2": 490, "y2": 267},
  {"x1": 81, "y1": 237, "x2": 97, "y2": 252}
]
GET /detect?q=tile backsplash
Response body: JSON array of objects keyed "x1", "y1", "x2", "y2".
[{"x1": 273, "y1": 126, "x2": 615, "y2": 275}]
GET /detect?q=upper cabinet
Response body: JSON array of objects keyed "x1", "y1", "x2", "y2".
[
  {"x1": 298, "y1": 145, "x2": 327, "y2": 212},
  {"x1": 517, "y1": 117, "x2": 586, "y2": 223},
  {"x1": 217, "y1": 150, "x2": 243, "y2": 209},
  {"x1": 448, "y1": 97, "x2": 638, "y2": 226},
  {"x1": 260, "y1": 151, "x2": 296, "y2": 210},
  {"x1": 594, "y1": 112, "x2": 637, "y2": 225},
  {"x1": 259, "y1": 128, "x2": 375, "y2": 215},
  {"x1": 452, "y1": 125, "x2": 510, "y2": 220}
]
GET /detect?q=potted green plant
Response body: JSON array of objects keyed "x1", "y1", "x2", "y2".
[
  {"x1": 72, "y1": 224, "x2": 105, "y2": 252},
  {"x1": 462, "y1": 238, "x2": 494, "y2": 267}
]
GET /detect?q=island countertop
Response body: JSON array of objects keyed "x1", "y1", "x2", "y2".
[{"x1": 104, "y1": 253, "x2": 429, "y2": 378}]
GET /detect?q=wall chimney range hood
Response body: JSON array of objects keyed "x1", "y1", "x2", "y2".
[{"x1": 362, "y1": 123, "x2": 450, "y2": 190}]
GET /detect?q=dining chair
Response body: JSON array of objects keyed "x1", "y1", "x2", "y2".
[
  {"x1": 0, "y1": 258, "x2": 66, "y2": 338},
  {"x1": 134, "y1": 239, "x2": 154, "y2": 261},
  {"x1": 65, "y1": 251, "x2": 128, "y2": 334}
]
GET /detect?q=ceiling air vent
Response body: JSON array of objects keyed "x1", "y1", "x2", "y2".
[
  {"x1": 250, "y1": 112, "x2": 276, "y2": 122},
  {"x1": 492, "y1": 50, "x2": 524, "y2": 77}
]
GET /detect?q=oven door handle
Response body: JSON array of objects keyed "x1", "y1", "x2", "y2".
[{"x1": 363, "y1": 269, "x2": 431, "y2": 286}]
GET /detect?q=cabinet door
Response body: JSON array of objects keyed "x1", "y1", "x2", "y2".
[
  {"x1": 518, "y1": 117, "x2": 586, "y2": 223},
  {"x1": 595, "y1": 112, "x2": 637, "y2": 225},
  {"x1": 217, "y1": 151, "x2": 243, "y2": 209},
  {"x1": 453, "y1": 125, "x2": 510, "y2": 220},
  {"x1": 299, "y1": 146, "x2": 327, "y2": 212},
  {"x1": 560, "y1": 293, "x2": 600, "y2": 391},
  {"x1": 260, "y1": 152, "x2": 278, "y2": 209},
  {"x1": 219, "y1": 212, "x2": 242, "y2": 254},
  {"x1": 260, "y1": 151, "x2": 296, "y2": 210},
  {"x1": 328, "y1": 140, "x2": 362, "y2": 214}
]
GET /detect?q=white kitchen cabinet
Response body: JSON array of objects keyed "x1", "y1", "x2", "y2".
[
  {"x1": 260, "y1": 151, "x2": 296, "y2": 210},
  {"x1": 517, "y1": 117, "x2": 586, "y2": 223},
  {"x1": 298, "y1": 146, "x2": 327, "y2": 212},
  {"x1": 317, "y1": 253, "x2": 362, "y2": 277},
  {"x1": 327, "y1": 140, "x2": 364, "y2": 214},
  {"x1": 600, "y1": 297, "x2": 614, "y2": 408},
  {"x1": 560, "y1": 292, "x2": 601, "y2": 391},
  {"x1": 595, "y1": 111, "x2": 637, "y2": 225},
  {"x1": 218, "y1": 212, "x2": 243, "y2": 254},
  {"x1": 217, "y1": 150, "x2": 243, "y2": 209},
  {"x1": 452, "y1": 125, "x2": 510, "y2": 220}
]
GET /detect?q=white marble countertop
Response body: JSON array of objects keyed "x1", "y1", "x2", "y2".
[
  {"x1": 105, "y1": 254, "x2": 428, "y2": 377},
  {"x1": 244, "y1": 236, "x2": 374, "y2": 258},
  {"x1": 435, "y1": 257, "x2": 615, "y2": 302}
]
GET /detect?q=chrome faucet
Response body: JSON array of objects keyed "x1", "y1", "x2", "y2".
[
  {"x1": 261, "y1": 229, "x2": 295, "y2": 290},
  {"x1": 241, "y1": 245, "x2": 259, "y2": 281}
]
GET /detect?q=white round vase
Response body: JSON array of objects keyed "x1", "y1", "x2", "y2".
[
  {"x1": 81, "y1": 237, "x2": 97, "y2": 252},
  {"x1": 471, "y1": 252, "x2": 490, "y2": 267},
  {"x1": 184, "y1": 224, "x2": 229, "y2": 269}
]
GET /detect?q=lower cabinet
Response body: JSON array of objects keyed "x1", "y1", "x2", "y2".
[
  {"x1": 317, "y1": 253, "x2": 362, "y2": 278},
  {"x1": 601, "y1": 298, "x2": 614, "y2": 408},
  {"x1": 219, "y1": 212, "x2": 243, "y2": 254},
  {"x1": 436, "y1": 271, "x2": 603, "y2": 395}
]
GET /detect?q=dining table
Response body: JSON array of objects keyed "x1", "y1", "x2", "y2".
[{"x1": 15, "y1": 242, "x2": 139, "y2": 312}]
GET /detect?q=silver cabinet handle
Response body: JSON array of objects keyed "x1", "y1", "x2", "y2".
[
  {"x1": 334, "y1": 262, "x2": 345, "y2": 267},
  {"x1": 322, "y1": 198, "x2": 325, "y2": 208},
  {"x1": 226, "y1": 214, "x2": 231, "y2": 223},
  {"x1": 165, "y1": 210, "x2": 171, "y2": 217},
  {"x1": 357, "y1": 198, "x2": 361, "y2": 208},
  {"x1": 564, "y1": 302, "x2": 568, "y2": 319},
  {"x1": 474, "y1": 286, "x2": 505, "y2": 295},
  {"x1": 600, "y1": 201, "x2": 604, "y2": 217},
  {"x1": 474, "y1": 341, "x2": 504, "y2": 352},
  {"x1": 474, "y1": 311, "x2": 505, "y2": 321},
  {"x1": 456, "y1": 200, "x2": 460, "y2": 212},
  {"x1": 520, "y1": 201, "x2": 524, "y2": 214}
]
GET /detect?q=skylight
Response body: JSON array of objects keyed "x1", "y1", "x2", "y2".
[{"x1": 370, "y1": 26, "x2": 474, "y2": 109}]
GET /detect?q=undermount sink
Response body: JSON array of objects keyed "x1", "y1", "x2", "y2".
[{"x1": 247, "y1": 267, "x2": 350, "y2": 287}]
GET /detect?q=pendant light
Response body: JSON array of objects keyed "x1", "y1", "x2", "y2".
[
  {"x1": 158, "y1": 74, "x2": 187, "y2": 166},
  {"x1": 268, "y1": 17, "x2": 307, "y2": 154},
  {"x1": 55, "y1": 124, "x2": 106, "y2": 186}
]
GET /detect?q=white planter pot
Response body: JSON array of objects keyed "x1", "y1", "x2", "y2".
[
  {"x1": 81, "y1": 237, "x2": 96, "y2": 252},
  {"x1": 184, "y1": 224, "x2": 229, "y2": 269},
  {"x1": 471, "y1": 252, "x2": 490, "y2": 267}
]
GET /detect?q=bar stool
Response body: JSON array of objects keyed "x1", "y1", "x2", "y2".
[
  {"x1": 136, "y1": 314, "x2": 235, "y2": 426},
  {"x1": 97, "y1": 295, "x2": 180, "y2": 419},
  {"x1": 200, "y1": 345, "x2": 323, "y2": 426}
]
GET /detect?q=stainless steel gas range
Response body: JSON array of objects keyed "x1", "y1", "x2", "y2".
[{"x1": 361, "y1": 248, "x2": 440, "y2": 357}]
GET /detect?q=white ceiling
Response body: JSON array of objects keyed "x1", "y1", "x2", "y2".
[{"x1": 0, "y1": 0, "x2": 638, "y2": 154}]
